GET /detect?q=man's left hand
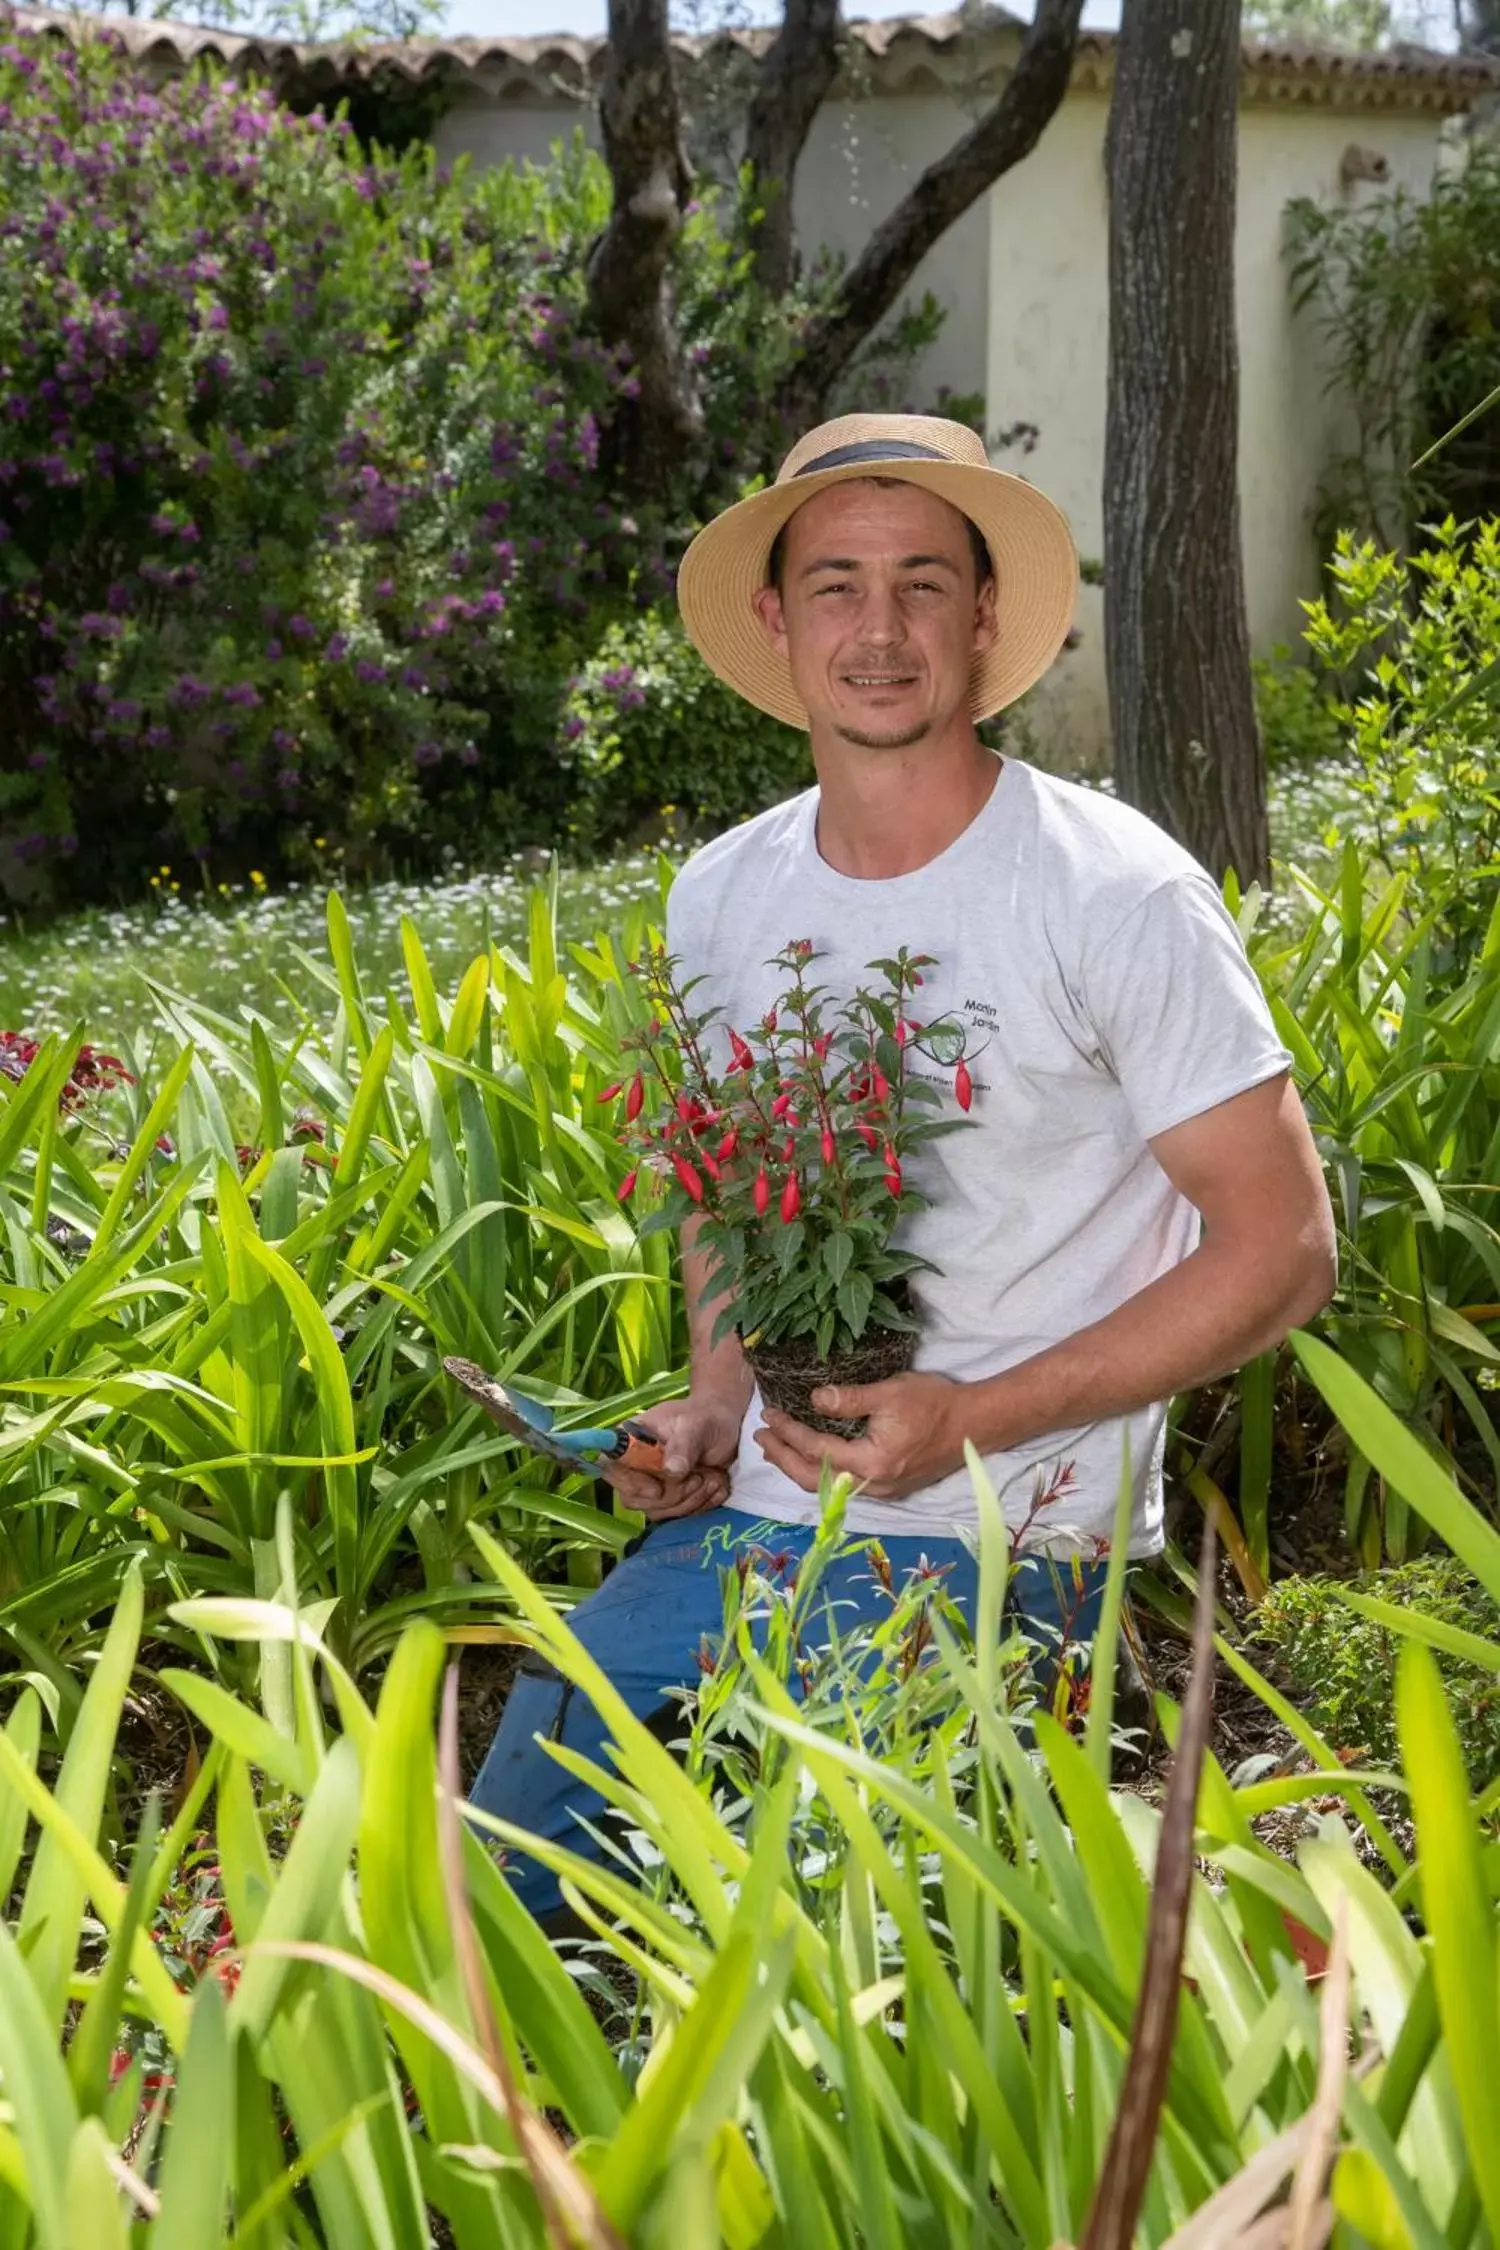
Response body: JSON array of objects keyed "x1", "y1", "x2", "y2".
[{"x1": 753, "y1": 1370, "x2": 971, "y2": 1500}]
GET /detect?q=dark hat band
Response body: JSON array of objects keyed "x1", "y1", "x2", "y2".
[{"x1": 792, "y1": 438, "x2": 948, "y2": 477}]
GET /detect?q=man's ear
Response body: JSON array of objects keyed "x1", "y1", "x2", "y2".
[
  {"x1": 752, "y1": 582, "x2": 789, "y2": 653},
  {"x1": 972, "y1": 575, "x2": 999, "y2": 659}
]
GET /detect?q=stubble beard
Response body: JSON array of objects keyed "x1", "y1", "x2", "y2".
[{"x1": 832, "y1": 716, "x2": 934, "y2": 751}]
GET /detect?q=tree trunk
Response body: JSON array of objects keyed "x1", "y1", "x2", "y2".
[
  {"x1": 773, "y1": 0, "x2": 1084, "y2": 428},
  {"x1": 743, "y1": 0, "x2": 843, "y2": 300},
  {"x1": 1103, "y1": 0, "x2": 1268, "y2": 886},
  {"x1": 587, "y1": 0, "x2": 704, "y2": 499}
]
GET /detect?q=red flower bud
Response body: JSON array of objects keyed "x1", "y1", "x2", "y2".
[
  {"x1": 753, "y1": 1166, "x2": 771, "y2": 1216},
  {"x1": 699, "y1": 1149, "x2": 722, "y2": 1183},
  {"x1": 625, "y1": 1071, "x2": 644, "y2": 1122},
  {"x1": 617, "y1": 1168, "x2": 638, "y2": 1201},
  {"x1": 672, "y1": 1153, "x2": 704, "y2": 1203},
  {"x1": 781, "y1": 1134, "x2": 796, "y2": 1162},
  {"x1": 771, "y1": 1092, "x2": 792, "y2": 1121},
  {"x1": 895, "y1": 1018, "x2": 910, "y2": 1046},
  {"x1": 821, "y1": 1128, "x2": 836, "y2": 1166},
  {"x1": 717, "y1": 1128, "x2": 739, "y2": 1162},
  {"x1": 813, "y1": 1032, "x2": 833, "y2": 1061},
  {"x1": 855, "y1": 1121, "x2": 879, "y2": 1151},
  {"x1": 728, "y1": 1031, "x2": 755, "y2": 1074},
  {"x1": 780, "y1": 1172, "x2": 801, "y2": 1223},
  {"x1": 954, "y1": 1058, "x2": 973, "y2": 1112},
  {"x1": 762, "y1": 1008, "x2": 778, "y2": 1033},
  {"x1": 884, "y1": 1164, "x2": 902, "y2": 1198},
  {"x1": 597, "y1": 1081, "x2": 623, "y2": 1103}
]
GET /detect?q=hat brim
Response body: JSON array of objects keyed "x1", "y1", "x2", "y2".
[{"x1": 676, "y1": 458, "x2": 1079, "y2": 731}]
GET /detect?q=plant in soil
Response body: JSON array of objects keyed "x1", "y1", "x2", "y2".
[{"x1": 607, "y1": 938, "x2": 973, "y2": 1435}]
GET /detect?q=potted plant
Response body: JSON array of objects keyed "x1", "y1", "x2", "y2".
[{"x1": 603, "y1": 939, "x2": 973, "y2": 1438}]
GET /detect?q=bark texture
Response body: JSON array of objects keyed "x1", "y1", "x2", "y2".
[
  {"x1": 1103, "y1": 0, "x2": 1269, "y2": 885},
  {"x1": 775, "y1": 0, "x2": 1084, "y2": 425},
  {"x1": 742, "y1": 0, "x2": 843, "y2": 300},
  {"x1": 586, "y1": 0, "x2": 704, "y2": 498}
]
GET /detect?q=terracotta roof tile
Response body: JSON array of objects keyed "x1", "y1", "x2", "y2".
[{"x1": 9, "y1": 2, "x2": 1499, "y2": 111}]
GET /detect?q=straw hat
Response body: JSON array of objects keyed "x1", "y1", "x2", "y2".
[{"x1": 676, "y1": 412, "x2": 1079, "y2": 731}]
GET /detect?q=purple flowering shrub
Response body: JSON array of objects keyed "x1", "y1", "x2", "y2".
[{"x1": 0, "y1": 18, "x2": 818, "y2": 909}]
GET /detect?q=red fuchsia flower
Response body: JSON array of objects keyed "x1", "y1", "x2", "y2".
[
  {"x1": 728, "y1": 1031, "x2": 754, "y2": 1074},
  {"x1": 625, "y1": 1071, "x2": 645, "y2": 1122},
  {"x1": 821, "y1": 1128, "x2": 836, "y2": 1167},
  {"x1": 597, "y1": 1080, "x2": 623, "y2": 1103},
  {"x1": 780, "y1": 1172, "x2": 801, "y2": 1223},
  {"x1": 2, "y1": 1033, "x2": 137, "y2": 1111},
  {"x1": 883, "y1": 1147, "x2": 903, "y2": 1197},
  {"x1": 895, "y1": 1018, "x2": 910, "y2": 1047},
  {"x1": 698, "y1": 1148, "x2": 722, "y2": 1183},
  {"x1": 781, "y1": 1134, "x2": 796, "y2": 1162},
  {"x1": 617, "y1": 1168, "x2": 638, "y2": 1201},
  {"x1": 855, "y1": 1121, "x2": 879, "y2": 1151},
  {"x1": 955, "y1": 1059, "x2": 973, "y2": 1111},
  {"x1": 0, "y1": 1033, "x2": 39, "y2": 1083},
  {"x1": 716, "y1": 1128, "x2": 738, "y2": 1162},
  {"x1": 672, "y1": 1153, "x2": 704, "y2": 1203},
  {"x1": 753, "y1": 1166, "x2": 771, "y2": 1216},
  {"x1": 771, "y1": 1091, "x2": 795, "y2": 1122},
  {"x1": 812, "y1": 1032, "x2": 833, "y2": 1061}
]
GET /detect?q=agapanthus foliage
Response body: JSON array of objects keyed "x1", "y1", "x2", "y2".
[
  {"x1": 0, "y1": 13, "x2": 814, "y2": 910},
  {"x1": 608, "y1": 940, "x2": 974, "y2": 1357}
]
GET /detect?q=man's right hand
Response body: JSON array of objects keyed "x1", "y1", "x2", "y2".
[{"x1": 602, "y1": 1393, "x2": 745, "y2": 1520}]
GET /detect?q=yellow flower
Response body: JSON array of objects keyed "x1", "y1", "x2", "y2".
[{"x1": 249, "y1": 869, "x2": 267, "y2": 889}]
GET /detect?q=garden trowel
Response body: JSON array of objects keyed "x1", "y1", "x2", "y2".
[{"x1": 443, "y1": 1356, "x2": 665, "y2": 1474}]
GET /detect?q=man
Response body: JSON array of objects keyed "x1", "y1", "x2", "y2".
[{"x1": 469, "y1": 413, "x2": 1336, "y2": 1919}]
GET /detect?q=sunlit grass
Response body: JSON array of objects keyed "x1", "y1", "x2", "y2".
[
  {"x1": 0, "y1": 757, "x2": 1372, "y2": 1042},
  {"x1": 0, "y1": 848, "x2": 675, "y2": 1040}
]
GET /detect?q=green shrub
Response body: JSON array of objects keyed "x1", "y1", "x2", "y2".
[
  {"x1": 557, "y1": 609, "x2": 811, "y2": 850},
  {"x1": 1255, "y1": 1554, "x2": 1500, "y2": 1783},
  {"x1": 1289, "y1": 141, "x2": 1500, "y2": 548},
  {"x1": 1252, "y1": 643, "x2": 1345, "y2": 765},
  {"x1": 1300, "y1": 516, "x2": 1500, "y2": 973}
]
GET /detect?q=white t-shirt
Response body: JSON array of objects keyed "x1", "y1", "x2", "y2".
[{"x1": 665, "y1": 756, "x2": 1292, "y2": 1554}]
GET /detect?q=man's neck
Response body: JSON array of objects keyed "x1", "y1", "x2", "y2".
[{"x1": 809, "y1": 730, "x2": 1003, "y2": 880}]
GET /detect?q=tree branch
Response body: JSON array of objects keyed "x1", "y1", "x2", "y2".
[
  {"x1": 587, "y1": 0, "x2": 705, "y2": 496},
  {"x1": 742, "y1": 0, "x2": 843, "y2": 300},
  {"x1": 776, "y1": 0, "x2": 1084, "y2": 422}
]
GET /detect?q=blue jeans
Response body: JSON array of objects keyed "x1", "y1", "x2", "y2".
[{"x1": 468, "y1": 1508, "x2": 1109, "y2": 1922}]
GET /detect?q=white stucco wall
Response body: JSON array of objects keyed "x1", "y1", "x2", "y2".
[
  {"x1": 790, "y1": 82, "x2": 995, "y2": 413},
  {"x1": 436, "y1": 90, "x2": 596, "y2": 174},
  {"x1": 987, "y1": 96, "x2": 1449, "y2": 772}
]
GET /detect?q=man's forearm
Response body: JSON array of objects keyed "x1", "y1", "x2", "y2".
[
  {"x1": 964, "y1": 1230, "x2": 1334, "y2": 1456},
  {"x1": 683, "y1": 1219, "x2": 754, "y2": 1411}
]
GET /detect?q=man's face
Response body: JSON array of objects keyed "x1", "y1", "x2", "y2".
[{"x1": 752, "y1": 479, "x2": 999, "y2": 750}]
